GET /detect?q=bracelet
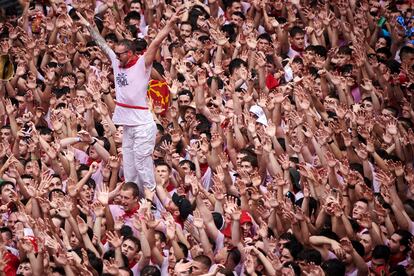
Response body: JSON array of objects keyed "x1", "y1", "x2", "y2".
[
  {"x1": 328, "y1": 139, "x2": 334, "y2": 144},
  {"x1": 347, "y1": 185, "x2": 355, "y2": 190},
  {"x1": 90, "y1": 138, "x2": 97, "y2": 146},
  {"x1": 103, "y1": 91, "x2": 110, "y2": 95}
]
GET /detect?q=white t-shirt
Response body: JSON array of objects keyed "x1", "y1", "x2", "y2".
[{"x1": 110, "y1": 53, "x2": 153, "y2": 126}]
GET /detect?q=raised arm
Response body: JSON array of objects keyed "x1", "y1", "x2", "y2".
[
  {"x1": 144, "y1": 7, "x2": 186, "y2": 68},
  {"x1": 76, "y1": 12, "x2": 115, "y2": 60}
]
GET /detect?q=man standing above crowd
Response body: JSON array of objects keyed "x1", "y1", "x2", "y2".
[{"x1": 77, "y1": 8, "x2": 185, "y2": 193}]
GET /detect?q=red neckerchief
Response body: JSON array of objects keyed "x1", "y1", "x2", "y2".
[
  {"x1": 166, "y1": 182, "x2": 175, "y2": 193},
  {"x1": 389, "y1": 253, "x2": 406, "y2": 267},
  {"x1": 200, "y1": 163, "x2": 209, "y2": 177},
  {"x1": 291, "y1": 44, "x2": 304, "y2": 55},
  {"x1": 266, "y1": 73, "x2": 279, "y2": 90},
  {"x1": 122, "y1": 204, "x2": 140, "y2": 219},
  {"x1": 128, "y1": 259, "x2": 137, "y2": 269},
  {"x1": 120, "y1": 55, "x2": 139, "y2": 69}
]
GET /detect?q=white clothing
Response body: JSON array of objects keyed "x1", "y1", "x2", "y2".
[
  {"x1": 110, "y1": 55, "x2": 153, "y2": 127},
  {"x1": 122, "y1": 123, "x2": 157, "y2": 191}
]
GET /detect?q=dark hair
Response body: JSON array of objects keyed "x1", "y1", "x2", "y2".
[
  {"x1": 228, "y1": 58, "x2": 248, "y2": 75},
  {"x1": 394, "y1": 229, "x2": 412, "y2": 254},
  {"x1": 105, "y1": 33, "x2": 118, "y2": 43},
  {"x1": 135, "y1": 38, "x2": 148, "y2": 53},
  {"x1": 284, "y1": 241, "x2": 303, "y2": 260},
  {"x1": 155, "y1": 230, "x2": 167, "y2": 244},
  {"x1": 376, "y1": 47, "x2": 392, "y2": 60},
  {"x1": 48, "y1": 189, "x2": 65, "y2": 201},
  {"x1": 227, "y1": 247, "x2": 241, "y2": 266},
  {"x1": 313, "y1": 45, "x2": 327, "y2": 58},
  {"x1": 289, "y1": 26, "x2": 305, "y2": 37},
  {"x1": 141, "y1": 265, "x2": 161, "y2": 276},
  {"x1": 178, "y1": 89, "x2": 194, "y2": 101},
  {"x1": 372, "y1": 245, "x2": 391, "y2": 262},
  {"x1": 124, "y1": 11, "x2": 141, "y2": 25},
  {"x1": 258, "y1": 33, "x2": 272, "y2": 43},
  {"x1": 122, "y1": 182, "x2": 140, "y2": 199},
  {"x1": 178, "y1": 242, "x2": 189, "y2": 258},
  {"x1": 0, "y1": 227, "x2": 12, "y2": 240},
  {"x1": 123, "y1": 236, "x2": 141, "y2": 252},
  {"x1": 240, "y1": 155, "x2": 258, "y2": 168},
  {"x1": 193, "y1": 255, "x2": 212, "y2": 270},
  {"x1": 338, "y1": 45, "x2": 352, "y2": 56},
  {"x1": 179, "y1": 160, "x2": 196, "y2": 171},
  {"x1": 322, "y1": 259, "x2": 345, "y2": 276},
  {"x1": 103, "y1": 250, "x2": 129, "y2": 267},
  {"x1": 283, "y1": 261, "x2": 301, "y2": 276},
  {"x1": 232, "y1": 11, "x2": 246, "y2": 20},
  {"x1": 118, "y1": 39, "x2": 135, "y2": 51},
  {"x1": 319, "y1": 229, "x2": 340, "y2": 242},
  {"x1": 400, "y1": 46, "x2": 414, "y2": 61},
  {"x1": 351, "y1": 240, "x2": 365, "y2": 257},
  {"x1": 0, "y1": 181, "x2": 14, "y2": 193},
  {"x1": 154, "y1": 160, "x2": 171, "y2": 171},
  {"x1": 296, "y1": 248, "x2": 322, "y2": 265}
]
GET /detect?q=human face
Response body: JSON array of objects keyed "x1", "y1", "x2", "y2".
[
  {"x1": 130, "y1": 2, "x2": 142, "y2": 13},
  {"x1": 191, "y1": 260, "x2": 209, "y2": 275},
  {"x1": 214, "y1": 247, "x2": 228, "y2": 265},
  {"x1": 49, "y1": 177, "x2": 62, "y2": 191},
  {"x1": 79, "y1": 185, "x2": 94, "y2": 203},
  {"x1": 236, "y1": 153, "x2": 247, "y2": 168},
  {"x1": 180, "y1": 163, "x2": 191, "y2": 174},
  {"x1": 18, "y1": 140, "x2": 28, "y2": 155},
  {"x1": 119, "y1": 189, "x2": 137, "y2": 211},
  {"x1": 231, "y1": 14, "x2": 244, "y2": 27},
  {"x1": 352, "y1": 200, "x2": 368, "y2": 220},
  {"x1": 121, "y1": 239, "x2": 138, "y2": 260},
  {"x1": 241, "y1": 222, "x2": 253, "y2": 237},
  {"x1": 1, "y1": 184, "x2": 14, "y2": 204},
  {"x1": 128, "y1": 18, "x2": 140, "y2": 31},
  {"x1": 114, "y1": 44, "x2": 132, "y2": 66},
  {"x1": 0, "y1": 128, "x2": 11, "y2": 143},
  {"x1": 178, "y1": 95, "x2": 191, "y2": 107},
  {"x1": 230, "y1": 2, "x2": 242, "y2": 15},
  {"x1": 359, "y1": 233, "x2": 373, "y2": 256},
  {"x1": 375, "y1": 37, "x2": 387, "y2": 51},
  {"x1": 291, "y1": 33, "x2": 305, "y2": 49},
  {"x1": 257, "y1": 38, "x2": 270, "y2": 52},
  {"x1": 224, "y1": 100, "x2": 234, "y2": 118},
  {"x1": 17, "y1": 262, "x2": 32, "y2": 276},
  {"x1": 114, "y1": 126, "x2": 123, "y2": 144},
  {"x1": 389, "y1": 233, "x2": 403, "y2": 254},
  {"x1": 156, "y1": 165, "x2": 170, "y2": 182},
  {"x1": 280, "y1": 248, "x2": 294, "y2": 264},
  {"x1": 180, "y1": 24, "x2": 192, "y2": 39},
  {"x1": 362, "y1": 100, "x2": 373, "y2": 112},
  {"x1": 184, "y1": 108, "x2": 196, "y2": 122},
  {"x1": 240, "y1": 161, "x2": 254, "y2": 174},
  {"x1": 70, "y1": 231, "x2": 80, "y2": 247}
]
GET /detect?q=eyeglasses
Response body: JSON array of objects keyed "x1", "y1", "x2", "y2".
[{"x1": 115, "y1": 50, "x2": 129, "y2": 57}]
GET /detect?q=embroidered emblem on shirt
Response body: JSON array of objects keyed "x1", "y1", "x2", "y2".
[{"x1": 116, "y1": 73, "x2": 129, "y2": 87}]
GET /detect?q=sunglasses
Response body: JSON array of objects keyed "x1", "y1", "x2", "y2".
[{"x1": 115, "y1": 50, "x2": 129, "y2": 57}]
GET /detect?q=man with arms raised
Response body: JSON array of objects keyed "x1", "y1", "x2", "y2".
[{"x1": 77, "y1": 8, "x2": 185, "y2": 192}]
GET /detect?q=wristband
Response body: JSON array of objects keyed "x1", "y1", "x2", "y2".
[
  {"x1": 90, "y1": 138, "x2": 97, "y2": 146},
  {"x1": 347, "y1": 184, "x2": 355, "y2": 190},
  {"x1": 76, "y1": 137, "x2": 81, "y2": 142},
  {"x1": 103, "y1": 91, "x2": 110, "y2": 95}
]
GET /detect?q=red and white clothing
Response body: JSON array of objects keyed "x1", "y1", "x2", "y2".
[{"x1": 108, "y1": 52, "x2": 157, "y2": 191}]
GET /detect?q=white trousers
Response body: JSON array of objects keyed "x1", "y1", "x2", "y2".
[{"x1": 122, "y1": 122, "x2": 157, "y2": 192}]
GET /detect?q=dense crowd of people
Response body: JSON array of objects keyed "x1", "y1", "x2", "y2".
[{"x1": 0, "y1": 0, "x2": 413, "y2": 275}]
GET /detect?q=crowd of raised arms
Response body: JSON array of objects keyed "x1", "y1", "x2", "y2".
[{"x1": 0, "y1": 0, "x2": 413, "y2": 275}]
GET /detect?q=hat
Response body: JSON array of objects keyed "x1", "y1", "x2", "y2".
[
  {"x1": 179, "y1": 101, "x2": 197, "y2": 118},
  {"x1": 240, "y1": 210, "x2": 252, "y2": 225},
  {"x1": 212, "y1": 212, "x2": 224, "y2": 230},
  {"x1": 172, "y1": 193, "x2": 193, "y2": 221},
  {"x1": 249, "y1": 105, "x2": 268, "y2": 126}
]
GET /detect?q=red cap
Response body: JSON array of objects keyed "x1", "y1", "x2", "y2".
[{"x1": 240, "y1": 211, "x2": 252, "y2": 225}]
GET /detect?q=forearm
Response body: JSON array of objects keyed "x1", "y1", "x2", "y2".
[{"x1": 86, "y1": 25, "x2": 114, "y2": 58}]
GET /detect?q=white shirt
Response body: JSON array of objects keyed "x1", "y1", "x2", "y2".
[{"x1": 110, "y1": 54, "x2": 153, "y2": 126}]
